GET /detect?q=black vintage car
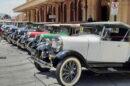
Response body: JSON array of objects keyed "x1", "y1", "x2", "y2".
[
  {"x1": 16, "y1": 28, "x2": 36, "y2": 49},
  {"x1": 3, "y1": 25, "x2": 18, "y2": 43},
  {"x1": 17, "y1": 22, "x2": 51, "y2": 49},
  {"x1": 10, "y1": 21, "x2": 30, "y2": 45}
]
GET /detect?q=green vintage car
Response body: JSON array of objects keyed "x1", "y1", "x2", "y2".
[
  {"x1": 37, "y1": 23, "x2": 81, "y2": 45},
  {"x1": 27, "y1": 24, "x2": 69, "y2": 55}
]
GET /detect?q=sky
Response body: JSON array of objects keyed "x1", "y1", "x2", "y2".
[{"x1": 0, "y1": 0, "x2": 26, "y2": 17}]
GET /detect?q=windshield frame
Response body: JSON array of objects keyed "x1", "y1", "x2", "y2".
[{"x1": 80, "y1": 25, "x2": 104, "y2": 37}]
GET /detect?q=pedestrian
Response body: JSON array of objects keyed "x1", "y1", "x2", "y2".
[
  {"x1": 0, "y1": 27, "x2": 3, "y2": 42},
  {"x1": 87, "y1": 15, "x2": 94, "y2": 22}
]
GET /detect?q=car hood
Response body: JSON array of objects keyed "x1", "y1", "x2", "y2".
[{"x1": 60, "y1": 35, "x2": 100, "y2": 57}]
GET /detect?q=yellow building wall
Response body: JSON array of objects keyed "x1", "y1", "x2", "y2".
[{"x1": 15, "y1": 0, "x2": 130, "y2": 25}]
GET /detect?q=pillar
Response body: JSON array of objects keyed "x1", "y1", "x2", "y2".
[
  {"x1": 82, "y1": 0, "x2": 88, "y2": 21},
  {"x1": 66, "y1": 1, "x2": 71, "y2": 22},
  {"x1": 30, "y1": 9, "x2": 35, "y2": 22},
  {"x1": 39, "y1": 8, "x2": 42, "y2": 22},
  {"x1": 55, "y1": 3, "x2": 59, "y2": 23},
  {"x1": 117, "y1": 0, "x2": 130, "y2": 25},
  {"x1": 43, "y1": 5, "x2": 47, "y2": 22},
  {"x1": 35, "y1": 9, "x2": 38, "y2": 22}
]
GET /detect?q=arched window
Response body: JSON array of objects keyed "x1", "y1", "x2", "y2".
[
  {"x1": 58, "y1": 5, "x2": 61, "y2": 22},
  {"x1": 53, "y1": 7, "x2": 56, "y2": 15},
  {"x1": 101, "y1": 0, "x2": 110, "y2": 21},
  {"x1": 70, "y1": 2, "x2": 74, "y2": 21},
  {"x1": 78, "y1": 0, "x2": 83, "y2": 21}
]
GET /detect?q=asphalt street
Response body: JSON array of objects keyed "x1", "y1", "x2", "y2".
[{"x1": 1, "y1": 40, "x2": 130, "y2": 86}]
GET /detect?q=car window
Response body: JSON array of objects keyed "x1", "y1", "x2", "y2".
[{"x1": 102, "y1": 26, "x2": 129, "y2": 42}]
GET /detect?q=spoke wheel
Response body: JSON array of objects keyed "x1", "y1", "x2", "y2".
[{"x1": 56, "y1": 57, "x2": 82, "y2": 86}]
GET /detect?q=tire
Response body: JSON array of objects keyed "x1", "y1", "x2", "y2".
[
  {"x1": 27, "y1": 43, "x2": 31, "y2": 55},
  {"x1": 34, "y1": 52, "x2": 50, "y2": 72},
  {"x1": 17, "y1": 39, "x2": 21, "y2": 49},
  {"x1": 56, "y1": 57, "x2": 82, "y2": 86},
  {"x1": 28, "y1": 50, "x2": 31, "y2": 55}
]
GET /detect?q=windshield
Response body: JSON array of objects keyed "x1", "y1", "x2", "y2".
[
  {"x1": 58, "y1": 26, "x2": 69, "y2": 35},
  {"x1": 80, "y1": 26, "x2": 103, "y2": 36}
]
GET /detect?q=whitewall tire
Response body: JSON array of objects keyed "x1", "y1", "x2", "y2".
[{"x1": 56, "y1": 57, "x2": 82, "y2": 86}]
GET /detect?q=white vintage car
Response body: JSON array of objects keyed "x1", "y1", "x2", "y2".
[{"x1": 34, "y1": 22, "x2": 130, "y2": 86}]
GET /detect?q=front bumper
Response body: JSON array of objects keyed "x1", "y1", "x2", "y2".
[{"x1": 31, "y1": 55, "x2": 52, "y2": 68}]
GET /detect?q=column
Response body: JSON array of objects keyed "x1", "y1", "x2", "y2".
[
  {"x1": 44, "y1": 5, "x2": 47, "y2": 22},
  {"x1": 55, "y1": 3, "x2": 59, "y2": 23},
  {"x1": 66, "y1": 1, "x2": 71, "y2": 22},
  {"x1": 35, "y1": 8, "x2": 38, "y2": 22},
  {"x1": 126, "y1": 0, "x2": 130, "y2": 24},
  {"x1": 118, "y1": 0, "x2": 130, "y2": 24},
  {"x1": 39, "y1": 8, "x2": 42, "y2": 22},
  {"x1": 41, "y1": 7, "x2": 44, "y2": 22},
  {"x1": 27, "y1": 11, "x2": 31, "y2": 22},
  {"x1": 82, "y1": 0, "x2": 87, "y2": 21},
  {"x1": 30, "y1": 9, "x2": 35, "y2": 22}
]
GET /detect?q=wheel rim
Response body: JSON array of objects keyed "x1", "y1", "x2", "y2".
[
  {"x1": 62, "y1": 61, "x2": 78, "y2": 83},
  {"x1": 59, "y1": 58, "x2": 82, "y2": 85}
]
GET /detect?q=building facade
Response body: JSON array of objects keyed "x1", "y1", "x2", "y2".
[{"x1": 14, "y1": 0, "x2": 130, "y2": 25}]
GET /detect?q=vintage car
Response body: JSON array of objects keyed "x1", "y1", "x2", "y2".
[
  {"x1": 33, "y1": 22, "x2": 130, "y2": 86},
  {"x1": 26, "y1": 24, "x2": 62, "y2": 55},
  {"x1": 1, "y1": 21, "x2": 18, "y2": 39},
  {"x1": 27, "y1": 24, "x2": 80, "y2": 55},
  {"x1": 17, "y1": 22, "x2": 52, "y2": 49},
  {"x1": 3, "y1": 25, "x2": 18, "y2": 42},
  {"x1": 18, "y1": 31, "x2": 49, "y2": 49},
  {"x1": 10, "y1": 21, "x2": 31, "y2": 44}
]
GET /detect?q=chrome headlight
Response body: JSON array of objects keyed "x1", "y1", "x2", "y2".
[{"x1": 51, "y1": 37, "x2": 63, "y2": 52}]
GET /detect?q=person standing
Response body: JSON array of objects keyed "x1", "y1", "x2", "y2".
[
  {"x1": 87, "y1": 15, "x2": 94, "y2": 22},
  {"x1": 0, "y1": 27, "x2": 3, "y2": 42}
]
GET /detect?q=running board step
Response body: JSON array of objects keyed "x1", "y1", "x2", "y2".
[{"x1": 89, "y1": 67, "x2": 130, "y2": 73}]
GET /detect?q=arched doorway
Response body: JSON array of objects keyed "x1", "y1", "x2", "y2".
[
  {"x1": 58, "y1": 5, "x2": 61, "y2": 22},
  {"x1": 70, "y1": 2, "x2": 74, "y2": 21},
  {"x1": 52, "y1": 7, "x2": 56, "y2": 22},
  {"x1": 63, "y1": 4, "x2": 67, "y2": 22},
  {"x1": 101, "y1": 0, "x2": 110, "y2": 21},
  {"x1": 42, "y1": 7, "x2": 44, "y2": 22},
  {"x1": 101, "y1": 5, "x2": 110, "y2": 21},
  {"x1": 78, "y1": 0, "x2": 83, "y2": 21},
  {"x1": 47, "y1": 6, "x2": 52, "y2": 22}
]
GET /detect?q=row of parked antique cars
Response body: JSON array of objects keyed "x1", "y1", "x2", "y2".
[{"x1": 1, "y1": 21, "x2": 130, "y2": 86}]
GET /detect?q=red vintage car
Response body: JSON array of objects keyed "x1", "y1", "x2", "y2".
[
  {"x1": 18, "y1": 31, "x2": 49, "y2": 49},
  {"x1": 27, "y1": 31, "x2": 49, "y2": 38}
]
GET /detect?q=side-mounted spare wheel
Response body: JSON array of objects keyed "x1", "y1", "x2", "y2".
[
  {"x1": 56, "y1": 57, "x2": 82, "y2": 86},
  {"x1": 34, "y1": 52, "x2": 50, "y2": 72}
]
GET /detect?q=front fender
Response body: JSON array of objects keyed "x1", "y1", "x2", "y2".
[{"x1": 53, "y1": 50, "x2": 88, "y2": 67}]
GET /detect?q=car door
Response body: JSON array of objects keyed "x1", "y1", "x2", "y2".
[
  {"x1": 101, "y1": 41, "x2": 129, "y2": 62},
  {"x1": 100, "y1": 26, "x2": 130, "y2": 63}
]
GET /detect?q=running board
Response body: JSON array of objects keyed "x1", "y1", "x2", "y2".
[{"x1": 89, "y1": 67, "x2": 130, "y2": 74}]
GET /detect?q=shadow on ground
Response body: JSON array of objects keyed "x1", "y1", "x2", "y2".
[{"x1": 35, "y1": 70, "x2": 130, "y2": 86}]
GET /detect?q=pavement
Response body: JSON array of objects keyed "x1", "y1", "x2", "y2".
[{"x1": 1, "y1": 40, "x2": 130, "y2": 86}]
